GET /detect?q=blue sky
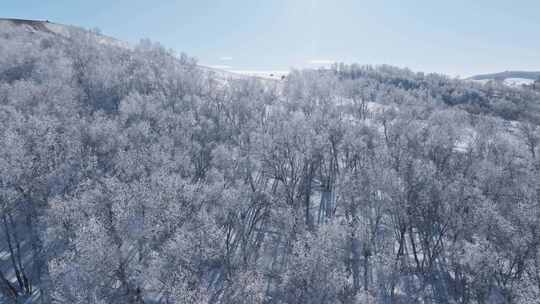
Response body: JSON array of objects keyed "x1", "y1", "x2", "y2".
[{"x1": 3, "y1": 0, "x2": 540, "y2": 77}]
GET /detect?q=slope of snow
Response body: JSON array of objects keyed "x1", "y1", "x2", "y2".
[
  {"x1": 1, "y1": 18, "x2": 289, "y2": 85},
  {"x1": 230, "y1": 70, "x2": 289, "y2": 80},
  {"x1": 503, "y1": 78, "x2": 535, "y2": 87},
  {"x1": 0, "y1": 18, "x2": 130, "y2": 49},
  {"x1": 0, "y1": 18, "x2": 54, "y2": 34},
  {"x1": 469, "y1": 71, "x2": 540, "y2": 81}
]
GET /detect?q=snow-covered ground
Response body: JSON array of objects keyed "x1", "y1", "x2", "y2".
[{"x1": 230, "y1": 70, "x2": 289, "y2": 80}]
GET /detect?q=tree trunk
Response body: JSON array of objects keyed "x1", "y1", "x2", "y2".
[{"x1": 351, "y1": 236, "x2": 361, "y2": 293}]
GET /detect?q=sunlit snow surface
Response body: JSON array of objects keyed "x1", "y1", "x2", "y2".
[
  {"x1": 503, "y1": 78, "x2": 535, "y2": 87},
  {"x1": 230, "y1": 70, "x2": 289, "y2": 80}
]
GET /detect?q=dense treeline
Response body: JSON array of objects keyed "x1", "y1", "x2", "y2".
[
  {"x1": 331, "y1": 63, "x2": 540, "y2": 123},
  {"x1": 1, "y1": 24, "x2": 540, "y2": 304}
]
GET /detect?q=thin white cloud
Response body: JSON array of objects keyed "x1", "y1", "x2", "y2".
[
  {"x1": 219, "y1": 56, "x2": 233, "y2": 61},
  {"x1": 308, "y1": 59, "x2": 335, "y2": 65},
  {"x1": 208, "y1": 65, "x2": 233, "y2": 70}
]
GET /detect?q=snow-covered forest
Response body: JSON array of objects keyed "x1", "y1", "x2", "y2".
[{"x1": 1, "y1": 21, "x2": 540, "y2": 304}]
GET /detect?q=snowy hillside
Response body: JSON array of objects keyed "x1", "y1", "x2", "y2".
[
  {"x1": 468, "y1": 70, "x2": 540, "y2": 88},
  {"x1": 503, "y1": 77, "x2": 536, "y2": 87},
  {"x1": 0, "y1": 18, "x2": 270, "y2": 84},
  {"x1": 469, "y1": 77, "x2": 536, "y2": 88},
  {"x1": 0, "y1": 18, "x2": 130, "y2": 48}
]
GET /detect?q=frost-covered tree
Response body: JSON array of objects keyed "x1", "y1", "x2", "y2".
[{"x1": 1, "y1": 20, "x2": 540, "y2": 304}]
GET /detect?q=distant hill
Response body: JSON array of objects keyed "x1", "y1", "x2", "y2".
[{"x1": 469, "y1": 70, "x2": 540, "y2": 81}]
